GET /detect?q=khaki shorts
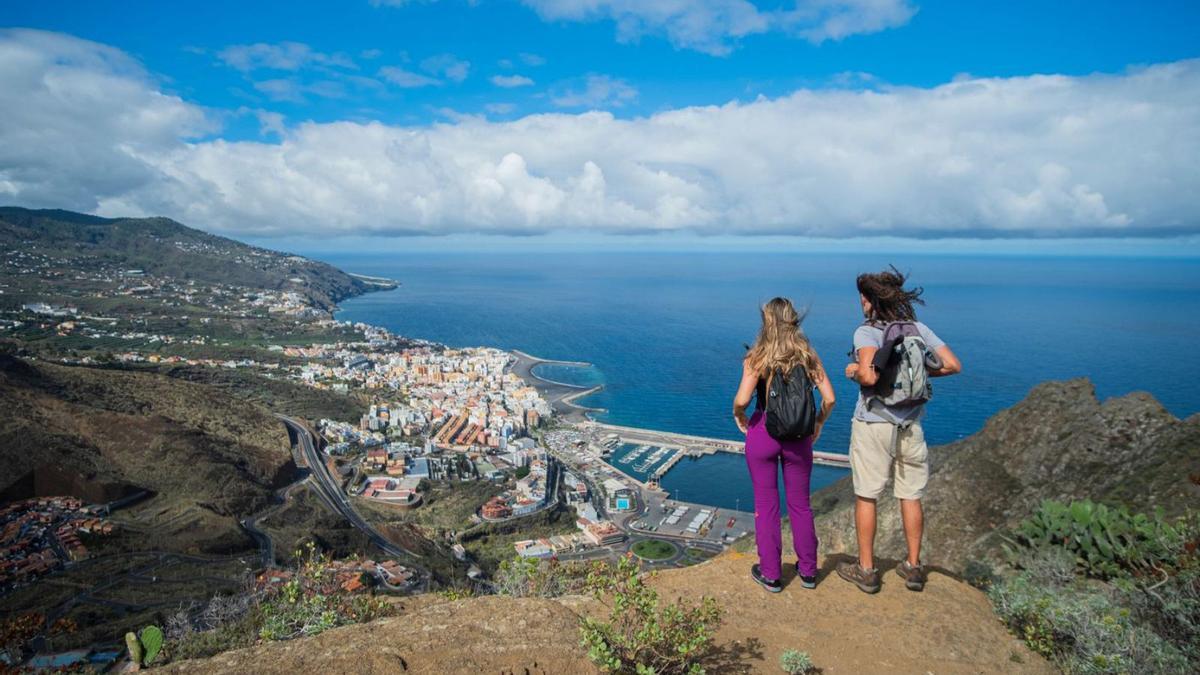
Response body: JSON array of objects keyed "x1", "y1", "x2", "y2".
[{"x1": 849, "y1": 419, "x2": 929, "y2": 500}]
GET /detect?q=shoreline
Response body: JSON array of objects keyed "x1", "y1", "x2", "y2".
[{"x1": 507, "y1": 349, "x2": 607, "y2": 422}]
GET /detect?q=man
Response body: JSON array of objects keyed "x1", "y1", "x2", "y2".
[{"x1": 837, "y1": 267, "x2": 961, "y2": 593}]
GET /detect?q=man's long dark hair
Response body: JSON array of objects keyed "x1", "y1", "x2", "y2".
[{"x1": 857, "y1": 265, "x2": 924, "y2": 323}]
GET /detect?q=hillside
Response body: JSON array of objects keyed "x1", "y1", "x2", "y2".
[
  {"x1": 0, "y1": 353, "x2": 293, "y2": 549},
  {"x1": 161, "y1": 547, "x2": 1051, "y2": 674},
  {"x1": 812, "y1": 378, "x2": 1200, "y2": 573},
  {"x1": 0, "y1": 206, "x2": 374, "y2": 309}
]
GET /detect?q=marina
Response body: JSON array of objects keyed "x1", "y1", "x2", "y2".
[
  {"x1": 633, "y1": 446, "x2": 675, "y2": 473},
  {"x1": 582, "y1": 421, "x2": 852, "y2": 485}
]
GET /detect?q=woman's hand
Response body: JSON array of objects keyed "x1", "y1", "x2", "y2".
[
  {"x1": 811, "y1": 421, "x2": 823, "y2": 446},
  {"x1": 844, "y1": 362, "x2": 859, "y2": 380},
  {"x1": 734, "y1": 413, "x2": 748, "y2": 434}
]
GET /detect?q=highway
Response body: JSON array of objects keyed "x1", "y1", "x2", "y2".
[{"x1": 276, "y1": 415, "x2": 429, "y2": 579}]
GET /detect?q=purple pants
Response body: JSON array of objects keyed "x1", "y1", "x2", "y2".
[{"x1": 745, "y1": 410, "x2": 818, "y2": 580}]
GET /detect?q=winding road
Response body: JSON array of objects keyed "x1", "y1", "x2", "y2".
[{"x1": 276, "y1": 415, "x2": 429, "y2": 582}]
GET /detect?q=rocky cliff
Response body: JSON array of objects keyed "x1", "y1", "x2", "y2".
[{"x1": 813, "y1": 378, "x2": 1200, "y2": 573}]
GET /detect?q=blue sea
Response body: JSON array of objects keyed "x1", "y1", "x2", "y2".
[{"x1": 324, "y1": 252, "x2": 1200, "y2": 512}]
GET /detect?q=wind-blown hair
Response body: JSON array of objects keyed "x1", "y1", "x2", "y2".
[
  {"x1": 856, "y1": 265, "x2": 925, "y2": 323},
  {"x1": 745, "y1": 297, "x2": 822, "y2": 382}
]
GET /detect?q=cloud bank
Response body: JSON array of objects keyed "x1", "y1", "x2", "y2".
[{"x1": 1, "y1": 28, "x2": 1198, "y2": 239}]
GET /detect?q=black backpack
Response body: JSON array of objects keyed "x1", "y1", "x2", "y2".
[{"x1": 763, "y1": 366, "x2": 817, "y2": 441}]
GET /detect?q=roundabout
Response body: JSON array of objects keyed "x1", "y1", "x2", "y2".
[{"x1": 631, "y1": 538, "x2": 678, "y2": 561}]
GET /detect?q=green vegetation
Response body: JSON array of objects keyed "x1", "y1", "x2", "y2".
[
  {"x1": 579, "y1": 555, "x2": 723, "y2": 675},
  {"x1": 990, "y1": 500, "x2": 1199, "y2": 673},
  {"x1": 1008, "y1": 499, "x2": 1186, "y2": 579},
  {"x1": 166, "y1": 545, "x2": 395, "y2": 662},
  {"x1": 459, "y1": 504, "x2": 579, "y2": 572},
  {"x1": 779, "y1": 648, "x2": 815, "y2": 674},
  {"x1": 494, "y1": 556, "x2": 592, "y2": 598},
  {"x1": 125, "y1": 625, "x2": 163, "y2": 667},
  {"x1": 514, "y1": 464, "x2": 531, "y2": 479},
  {"x1": 632, "y1": 539, "x2": 677, "y2": 561},
  {"x1": 680, "y1": 547, "x2": 717, "y2": 566}
]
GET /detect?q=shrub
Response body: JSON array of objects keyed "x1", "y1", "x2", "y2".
[
  {"x1": 495, "y1": 556, "x2": 591, "y2": 598},
  {"x1": 257, "y1": 548, "x2": 393, "y2": 641},
  {"x1": 779, "y1": 648, "x2": 814, "y2": 674},
  {"x1": 992, "y1": 505, "x2": 1200, "y2": 674},
  {"x1": 163, "y1": 545, "x2": 396, "y2": 662},
  {"x1": 989, "y1": 573, "x2": 1189, "y2": 674},
  {"x1": 1120, "y1": 541, "x2": 1200, "y2": 663},
  {"x1": 578, "y1": 555, "x2": 722, "y2": 674},
  {"x1": 962, "y1": 560, "x2": 999, "y2": 590},
  {"x1": 1009, "y1": 500, "x2": 1183, "y2": 579}
]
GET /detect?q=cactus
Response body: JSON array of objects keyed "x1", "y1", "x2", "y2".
[
  {"x1": 139, "y1": 625, "x2": 164, "y2": 664},
  {"x1": 125, "y1": 631, "x2": 143, "y2": 669},
  {"x1": 1013, "y1": 499, "x2": 1183, "y2": 578}
]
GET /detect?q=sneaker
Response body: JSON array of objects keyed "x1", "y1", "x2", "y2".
[
  {"x1": 836, "y1": 560, "x2": 881, "y2": 594},
  {"x1": 795, "y1": 563, "x2": 817, "y2": 589},
  {"x1": 751, "y1": 564, "x2": 782, "y2": 593},
  {"x1": 896, "y1": 559, "x2": 927, "y2": 592}
]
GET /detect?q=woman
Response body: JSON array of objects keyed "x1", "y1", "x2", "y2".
[{"x1": 733, "y1": 297, "x2": 835, "y2": 592}]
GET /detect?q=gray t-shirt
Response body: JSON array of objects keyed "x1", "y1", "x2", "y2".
[{"x1": 853, "y1": 321, "x2": 945, "y2": 423}]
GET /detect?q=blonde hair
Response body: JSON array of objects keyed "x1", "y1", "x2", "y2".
[{"x1": 745, "y1": 297, "x2": 823, "y2": 382}]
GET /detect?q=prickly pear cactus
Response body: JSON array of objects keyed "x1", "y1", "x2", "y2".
[
  {"x1": 125, "y1": 631, "x2": 143, "y2": 668},
  {"x1": 139, "y1": 625, "x2": 164, "y2": 664}
]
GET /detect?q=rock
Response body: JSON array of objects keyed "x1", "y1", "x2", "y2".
[{"x1": 813, "y1": 378, "x2": 1200, "y2": 573}]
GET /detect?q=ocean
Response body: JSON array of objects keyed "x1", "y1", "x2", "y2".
[{"x1": 324, "y1": 251, "x2": 1200, "y2": 512}]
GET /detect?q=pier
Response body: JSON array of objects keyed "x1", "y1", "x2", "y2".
[{"x1": 582, "y1": 421, "x2": 852, "y2": 479}]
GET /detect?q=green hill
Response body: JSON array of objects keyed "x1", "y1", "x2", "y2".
[{"x1": 0, "y1": 206, "x2": 382, "y2": 310}]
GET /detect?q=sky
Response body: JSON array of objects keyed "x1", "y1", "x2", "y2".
[{"x1": 2, "y1": 1, "x2": 1199, "y2": 253}]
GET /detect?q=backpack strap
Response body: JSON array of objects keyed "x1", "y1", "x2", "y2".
[{"x1": 864, "y1": 398, "x2": 915, "y2": 457}]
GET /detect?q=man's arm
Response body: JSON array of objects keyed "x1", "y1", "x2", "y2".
[
  {"x1": 844, "y1": 346, "x2": 879, "y2": 387},
  {"x1": 928, "y1": 345, "x2": 961, "y2": 377}
]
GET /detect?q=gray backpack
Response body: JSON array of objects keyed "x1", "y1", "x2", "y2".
[{"x1": 865, "y1": 321, "x2": 943, "y2": 424}]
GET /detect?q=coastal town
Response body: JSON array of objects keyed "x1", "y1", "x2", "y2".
[
  {"x1": 0, "y1": 227, "x2": 774, "y2": 673},
  {"x1": 1, "y1": 243, "x2": 771, "y2": 582}
]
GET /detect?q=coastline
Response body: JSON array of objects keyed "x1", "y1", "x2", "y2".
[{"x1": 508, "y1": 350, "x2": 607, "y2": 422}]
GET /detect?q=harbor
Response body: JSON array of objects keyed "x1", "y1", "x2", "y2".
[{"x1": 581, "y1": 420, "x2": 852, "y2": 482}]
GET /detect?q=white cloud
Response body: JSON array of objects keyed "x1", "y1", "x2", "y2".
[
  {"x1": 251, "y1": 78, "x2": 350, "y2": 102},
  {"x1": 217, "y1": 41, "x2": 356, "y2": 72},
  {"x1": 3, "y1": 29, "x2": 1199, "y2": 240},
  {"x1": 420, "y1": 54, "x2": 470, "y2": 82},
  {"x1": 491, "y1": 74, "x2": 535, "y2": 88},
  {"x1": 485, "y1": 102, "x2": 518, "y2": 115},
  {"x1": 521, "y1": 0, "x2": 769, "y2": 55},
  {"x1": 371, "y1": 1, "x2": 916, "y2": 55},
  {"x1": 378, "y1": 65, "x2": 440, "y2": 88},
  {"x1": 519, "y1": 0, "x2": 916, "y2": 55},
  {"x1": 781, "y1": 0, "x2": 918, "y2": 44},
  {"x1": 519, "y1": 52, "x2": 547, "y2": 66},
  {"x1": 551, "y1": 75, "x2": 638, "y2": 108}
]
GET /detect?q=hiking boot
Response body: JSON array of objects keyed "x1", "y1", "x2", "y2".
[
  {"x1": 795, "y1": 563, "x2": 817, "y2": 589},
  {"x1": 751, "y1": 564, "x2": 782, "y2": 593},
  {"x1": 896, "y1": 559, "x2": 927, "y2": 591},
  {"x1": 836, "y1": 560, "x2": 881, "y2": 594}
]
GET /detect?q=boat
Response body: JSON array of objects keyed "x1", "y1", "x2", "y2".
[
  {"x1": 618, "y1": 445, "x2": 651, "y2": 464},
  {"x1": 634, "y1": 446, "x2": 672, "y2": 472}
]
